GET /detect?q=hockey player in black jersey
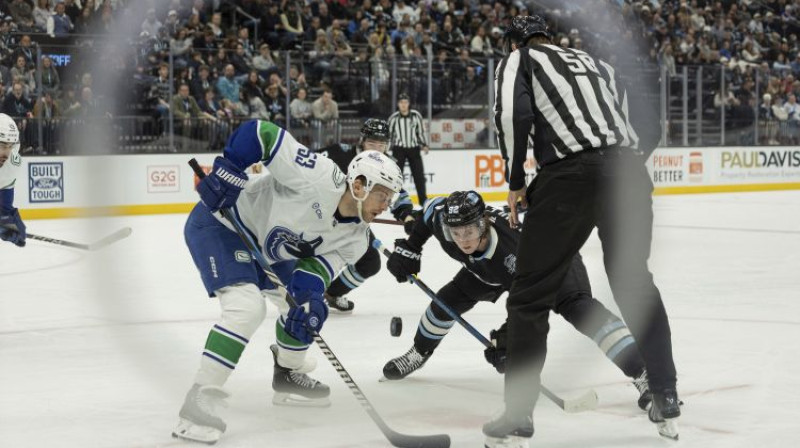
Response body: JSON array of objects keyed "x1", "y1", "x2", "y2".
[
  {"x1": 314, "y1": 118, "x2": 417, "y2": 313},
  {"x1": 384, "y1": 191, "x2": 651, "y2": 410}
]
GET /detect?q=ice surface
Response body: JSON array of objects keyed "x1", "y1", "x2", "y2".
[{"x1": 2, "y1": 192, "x2": 799, "y2": 447}]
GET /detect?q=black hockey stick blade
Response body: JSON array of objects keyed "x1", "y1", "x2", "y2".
[{"x1": 385, "y1": 428, "x2": 450, "y2": 448}]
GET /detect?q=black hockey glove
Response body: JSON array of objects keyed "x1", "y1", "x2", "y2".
[
  {"x1": 403, "y1": 209, "x2": 422, "y2": 235},
  {"x1": 387, "y1": 238, "x2": 422, "y2": 283},
  {"x1": 484, "y1": 323, "x2": 508, "y2": 373}
]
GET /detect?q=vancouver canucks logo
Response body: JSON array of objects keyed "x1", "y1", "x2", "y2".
[
  {"x1": 11, "y1": 152, "x2": 21, "y2": 166},
  {"x1": 265, "y1": 226, "x2": 323, "y2": 261}
]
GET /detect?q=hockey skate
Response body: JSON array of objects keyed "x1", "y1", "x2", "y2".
[
  {"x1": 482, "y1": 410, "x2": 533, "y2": 448},
  {"x1": 648, "y1": 388, "x2": 681, "y2": 440},
  {"x1": 632, "y1": 369, "x2": 652, "y2": 411},
  {"x1": 172, "y1": 383, "x2": 230, "y2": 445},
  {"x1": 270, "y1": 345, "x2": 330, "y2": 407},
  {"x1": 382, "y1": 346, "x2": 431, "y2": 381},
  {"x1": 324, "y1": 292, "x2": 354, "y2": 314}
]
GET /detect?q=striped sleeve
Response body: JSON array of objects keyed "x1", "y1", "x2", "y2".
[
  {"x1": 494, "y1": 50, "x2": 535, "y2": 191},
  {"x1": 414, "y1": 111, "x2": 427, "y2": 146},
  {"x1": 291, "y1": 255, "x2": 338, "y2": 301}
]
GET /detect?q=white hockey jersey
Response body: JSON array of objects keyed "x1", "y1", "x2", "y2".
[
  {"x1": 217, "y1": 120, "x2": 369, "y2": 288},
  {"x1": 0, "y1": 145, "x2": 22, "y2": 207}
]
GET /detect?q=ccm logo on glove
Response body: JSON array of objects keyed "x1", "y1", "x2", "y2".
[{"x1": 395, "y1": 247, "x2": 421, "y2": 260}]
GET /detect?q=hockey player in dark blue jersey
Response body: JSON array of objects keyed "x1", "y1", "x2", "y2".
[
  {"x1": 383, "y1": 191, "x2": 652, "y2": 411},
  {"x1": 314, "y1": 118, "x2": 417, "y2": 313}
]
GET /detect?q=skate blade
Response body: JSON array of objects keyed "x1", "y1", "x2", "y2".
[
  {"x1": 656, "y1": 418, "x2": 679, "y2": 440},
  {"x1": 272, "y1": 392, "x2": 331, "y2": 408},
  {"x1": 172, "y1": 418, "x2": 223, "y2": 445},
  {"x1": 328, "y1": 308, "x2": 354, "y2": 315},
  {"x1": 484, "y1": 435, "x2": 530, "y2": 448}
]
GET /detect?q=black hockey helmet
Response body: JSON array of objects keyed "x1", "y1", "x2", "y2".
[
  {"x1": 442, "y1": 191, "x2": 487, "y2": 243},
  {"x1": 361, "y1": 118, "x2": 390, "y2": 142},
  {"x1": 503, "y1": 15, "x2": 552, "y2": 55}
]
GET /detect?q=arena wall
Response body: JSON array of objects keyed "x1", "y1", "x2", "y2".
[{"x1": 18, "y1": 147, "x2": 800, "y2": 220}]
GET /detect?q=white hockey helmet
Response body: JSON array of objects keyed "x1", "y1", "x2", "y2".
[
  {"x1": 346, "y1": 150, "x2": 403, "y2": 195},
  {"x1": 0, "y1": 113, "x2": 20, "y2": 148}
]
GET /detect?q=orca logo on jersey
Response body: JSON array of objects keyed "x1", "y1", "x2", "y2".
[
  {"x1": 265, "y1": 226, "x2": 324, "y2": 261},
  {"x1": 504, "y1": 254, "x2": 516, "y2": 274}
]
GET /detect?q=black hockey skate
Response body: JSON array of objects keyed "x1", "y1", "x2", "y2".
[
  {"x1": 482, "y1": 410, "x2": 533, "y2": 448},
  {"x1": 324, "y1": 292, "x2": 354, "y2": 314},
  {"x1": 382, "y1": 346, "x2": 431, "y2": 380},
  {"x1": 648, "y1": 388, "x2": 681, "y2": 440},
  {"x1": 270, "y1": 345, "x2": 330, "y2": 407},
  {"x1": 632, "y1": 369, "x2": 653, "y2": 411}
]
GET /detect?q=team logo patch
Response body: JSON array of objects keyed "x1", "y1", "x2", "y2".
[
  {"x1": 504, "y1": 254, "x2": 517, "y2": 274},
  {"x1": 309, "y1": 316, "x2": 320, "y2": 328},
  {"x1": 11, "y1": 152, "x2": 21, "y2": 167},
  {"x1": 332, "y1": 166, "x2": 346, "y2": 188},
  {"x1": 265, "y1": 226, "x2": 323, "y2": 262},
  {"x1": 234, "y1": 251, "x2": 251, "y2": 263},
  {"x1": 28, "y1": 162, "x2": 64, "y2": 203}
]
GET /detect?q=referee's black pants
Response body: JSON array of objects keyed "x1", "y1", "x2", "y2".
[
  {"x1": 504, "y1": 149, "x2": 677, "y2": 417},
  {"x1": 392, "y1": 145, "x2": 428, "y2": 206}
]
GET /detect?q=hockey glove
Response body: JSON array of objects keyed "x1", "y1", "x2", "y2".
[
  {"x1": 387, "y1": 238, "x2": 422, "y2": 283},
  {"x1": 484, "y1": 324, "x2": 507, "y2": 373},
  {"x1": 402, "y1": 209, "x2": 422, "y2": 236},
  {"x1": 285, "y1": 297, "x2": 329, "y2": 344},
  {"x1": 196, "y1": 156, "x2": 248, "y2": 212},
  {"x1": 0, "y1": 208, "x2": 26, "y2": 247}
]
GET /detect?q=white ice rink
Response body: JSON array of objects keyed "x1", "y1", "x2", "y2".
[{"x1": 2, "y1": 192, "x2": 799, "y2": 448}]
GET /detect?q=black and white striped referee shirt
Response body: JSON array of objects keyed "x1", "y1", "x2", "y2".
[
  {"x1": 494, "y1": 44, "x2": 640, "y2": 190},
  {"x1": 388, "y1": 110, "x2": 428, "y2": 148}
]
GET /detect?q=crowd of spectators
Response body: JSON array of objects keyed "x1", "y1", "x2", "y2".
[{"x1": 0, "y1": 0, "x2": 799, "y2": 152}]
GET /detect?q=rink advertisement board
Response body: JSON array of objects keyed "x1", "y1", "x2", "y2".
[{"x1": 14, "y1": 146, "x2": 800, "y2": 219}]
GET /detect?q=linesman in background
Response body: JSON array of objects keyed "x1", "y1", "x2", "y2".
[
  {"x1": 484, "y1": 16, "x2": 681, "y2": 447},
  {"x1": 388, "y1": 93, "x2": 429, "y2": 206}
]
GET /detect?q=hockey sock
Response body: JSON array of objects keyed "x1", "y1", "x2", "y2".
[
  {"x1": 195, "y1": 324, "x2": 250, "y2": 386},
  {"x1": 327, "y1": 265, "x2": 366, "y2": 297},
  {"x1": 275, "y1": 316, "x2": 311, "y2": 369},
  {"x1": 413, "y1": 304, "x2": 455, "y2": 353},
  {"x1": 593, "y1": 317, "x2": 645, "y2": 378}
]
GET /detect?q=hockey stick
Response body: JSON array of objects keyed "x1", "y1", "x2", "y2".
[
  {"x1": 188, "y1": 159, "x2": 450, "y2": 448},
  {"x1": 2, "y1": 226, "x2": 132, "y2": 251},
  {"x1": 374, "y1": 239, "x2": 598, "y2": 414}
]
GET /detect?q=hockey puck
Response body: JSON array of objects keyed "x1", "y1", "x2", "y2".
[{"x1": 390, "y1": 317, "x2": 403, "y2": 337}]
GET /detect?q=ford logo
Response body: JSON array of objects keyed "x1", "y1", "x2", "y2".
[{"x1": 34, "y1": 178, "x2": 58, "y2": 189}]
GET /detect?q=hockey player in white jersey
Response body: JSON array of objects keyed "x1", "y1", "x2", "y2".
[
  {"x1": 173, "y1": 119, "x2": 403, "y2": 444},
  {"x1": 0, "y1": 113, "x2": 26, "y2": 248}
]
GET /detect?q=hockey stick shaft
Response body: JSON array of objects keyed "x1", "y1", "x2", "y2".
[
  {"x1": 374, "y1": 239, "x2": 596, "y2": 413},
  {"x1": 3, "y1": 226, "x2": 132, "y2": 251},
  {"x1": 189, "y1": 159, "x2": 450, "y2": 448}
]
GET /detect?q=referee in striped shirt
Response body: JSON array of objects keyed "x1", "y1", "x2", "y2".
[
  {"x1": 388, "y1": 93, "x2": 429, "y2": 205},
  {"x1": 483, "y1": 16, "x2": 680, "y2": 445}
]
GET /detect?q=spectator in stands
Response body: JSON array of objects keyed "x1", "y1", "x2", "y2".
[
  {"x1": 164, "y1": 9, "x2": 180, "y2": 37},
  {"x1": 351, "y1": 17, "x2": 372, "y2": 45},
  {"x1": 9, "y1": 0, "x2": 35, "y2": 31},
  {"x1": 33, "y1": 89, "x2": 59, "y2": 119},
  {"x1": 172, "y1": 83, "x2": 206, "y2": 145},
  {"x1": 251, "y1": 43, "x2": 278, "y2": 79},
  {"x1": 280, "y1": 1, "x2": 304, "y2": 49},
  {"x1": 76, "y1": 86, "x2": 107, "y2": 118},
  {"x1": 10, "y1": 55, "x2": 35, "y2": 96},
  {"x1": 470, "y1": 25, "x2": 493, "y2": 56},
  {"x1": 264, "y1": 83, "x2": 287, "y2": 126},
  {"x1": 50, "y1": 1, "x2": 74, "y2": 37},
  {"x1": 141, "y1": 8, "x2": 162, "y2": 38},
  {"x1": 33, "y1": 0, "x2": 52, "y2": 32},
  {"x1": 74, "y1": 4, "x2": 97, "y2": 34},
  {"x1": 14, "y1": 35, "x2": 35, "y2": 69},
  {"x1": 290, "y1": 86, "x2": 312, "y2": 127},
  {"x1": 57, "y1": 85, "x2": 82, "y2": 117},
  {"x1": 312, "y1": 29, "x2": 335, "y2": 82},
  {"x1": 189, "y1": 65, "x2": 212, "y2": 101},
  {"x1": 211, "y1": 47, "x2": 229, "y2": 79},
  {"x1": 149, "y1": 62, "x2": 172, "y2": 128},
  {"x1": 239, "y1": 88, "x2": 269, "y2": 120},
  {"x1": 241, "y1": 70, "x2": 265, "y2": 102},
  {"x1": 317, "y1": 1, "x2": 333, "y2": 30},
  {"x1": 238, "y1": 27, "x2": 254, "y2": 58},
  {"x1": 216, "y1": 64, "x2": 240, "y2": 103},
  {"x1": 229, "y1": 43, "x2": 251, "y2": 79},
  {"x1": 438, "y1": 19, "x2": 465, "y2": 51},
  {"x1": 63, "y1": 0, "x2": 81, "y2": 23},
  {"x1": 312, "y1": 87, "x2": 339, "y2": 123},
  {"x1": 208, "y1": 12, "x2": 223, "y2": 38},
  {"x1": 3, "y1": 81, "x2": 33, "y2": 119},
  {"x1": 393, "y1": 0, "x2": 416, "y2": 24},
  {"x1": 171, "y1": 28, "x2": 194, "y2": 59},
  {"x1": 792, "y1": 54, "x2": 800, "y2": 76},
  {"x1": 785, "y1": 94, "x2": 800, "y2": 144},
  {"x1": 40, "y1": 55, "x2": 60, "y2": 94}
]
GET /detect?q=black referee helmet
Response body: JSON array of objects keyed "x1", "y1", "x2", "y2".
[{"x1": 503, "y1": 15, "x2": 552, "y2": 55}]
